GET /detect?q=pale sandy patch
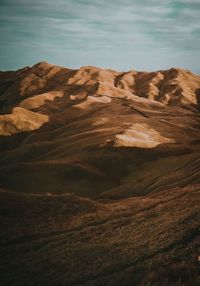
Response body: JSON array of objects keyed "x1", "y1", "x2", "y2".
[
  {"x1": 114, "y1": 123, "x2": 175, "y2": 148},
  {"x1": 73, "y1": 95, "x2": 112, "y2": 109},
  {"x1": 0, "y1": 107, "x2": 49, "y2": 135},
  {"x1": 20, "y1": 91, "x2": 64, "y2": 110}
]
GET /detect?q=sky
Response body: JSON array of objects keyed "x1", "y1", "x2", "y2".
[{"x1": 0, "y1": 0, "x2": 200, "y2": 73}]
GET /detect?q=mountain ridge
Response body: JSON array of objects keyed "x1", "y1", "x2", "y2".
[{"x1": 0, "y1": 62, "x2": 200, "y2": 286}]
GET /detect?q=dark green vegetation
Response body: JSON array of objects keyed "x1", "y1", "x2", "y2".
[{"x1": 0, "y1": 63, "x2": 200, "y2": 285}]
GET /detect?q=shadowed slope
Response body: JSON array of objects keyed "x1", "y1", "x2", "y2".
[{"x1": 0, "y1": 184, "x2": 200, "y2": 286}]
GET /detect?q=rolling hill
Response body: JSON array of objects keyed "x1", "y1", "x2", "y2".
[{"x1": 0, "y1": 62, "x2": 200, "y2": 286}]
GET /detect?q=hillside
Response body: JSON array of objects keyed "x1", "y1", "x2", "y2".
[{"x1": 0, "y1": 62, "x2": 200, "y2": 286}]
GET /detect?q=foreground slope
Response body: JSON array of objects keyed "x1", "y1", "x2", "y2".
[{"x1": 0, "y1": 62, "x2": 200, "y2": 286}]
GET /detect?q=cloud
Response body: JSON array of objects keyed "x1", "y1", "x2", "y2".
[{"x1": 0, "y1": 0, "x2": 199, "y2": 73}]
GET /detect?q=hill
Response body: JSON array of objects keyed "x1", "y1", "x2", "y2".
[{"x1": 0, "y1": 62, "x2": 200, "y2": 285}]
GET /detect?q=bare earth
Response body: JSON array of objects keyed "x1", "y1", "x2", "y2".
[{"x1": 0, "y1": 62, "x2": 200, "y2": 286}]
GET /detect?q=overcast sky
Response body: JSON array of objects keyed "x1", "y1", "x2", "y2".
[{"x1": 0, "y1": 0, "x2": 199, "y2": 73}]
